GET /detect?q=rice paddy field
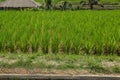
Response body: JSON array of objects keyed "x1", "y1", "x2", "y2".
[{"x1": 0, "y1": 10, "x2": 120, "y2": 55}]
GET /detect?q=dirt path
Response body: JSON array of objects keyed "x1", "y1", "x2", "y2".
[
  {"x1": 0, "y1": 0, "x2": 40, "y2": 8},
  {"x1": 0, "y1": 74, "x2": 120, "y2": 80},
  {"x1": 0, "y1": 68, "x2": 119, "y2": 76}
]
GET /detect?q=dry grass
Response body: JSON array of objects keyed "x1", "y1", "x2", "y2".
[{"x1": 0, "y1": 53, "x2": 120, "y2": 74}]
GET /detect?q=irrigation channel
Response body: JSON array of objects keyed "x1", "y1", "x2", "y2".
[{"x1": 0, "y1": 74, "x2": 120, "y2": 80}]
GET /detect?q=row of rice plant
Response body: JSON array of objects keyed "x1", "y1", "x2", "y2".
[{"x1": 0, "y1": 10, "x2": 120, "y2": 55}]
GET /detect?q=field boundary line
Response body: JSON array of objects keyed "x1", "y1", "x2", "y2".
[{"x1": 0, "y1": 74, "x2": 120, "y2": 80}]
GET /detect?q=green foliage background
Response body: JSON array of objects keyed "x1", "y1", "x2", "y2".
[{"x1": 35, "y1": 0, "x2": 120, "y2": 3}]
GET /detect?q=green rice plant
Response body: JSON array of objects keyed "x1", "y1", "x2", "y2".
[{"x1": 0, "y1": 10, "x2": 120, "y2": 55}]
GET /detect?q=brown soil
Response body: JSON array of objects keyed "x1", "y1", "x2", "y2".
[{"x1": 0, "y1": 68, "x2": 119, "y2": 76}]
